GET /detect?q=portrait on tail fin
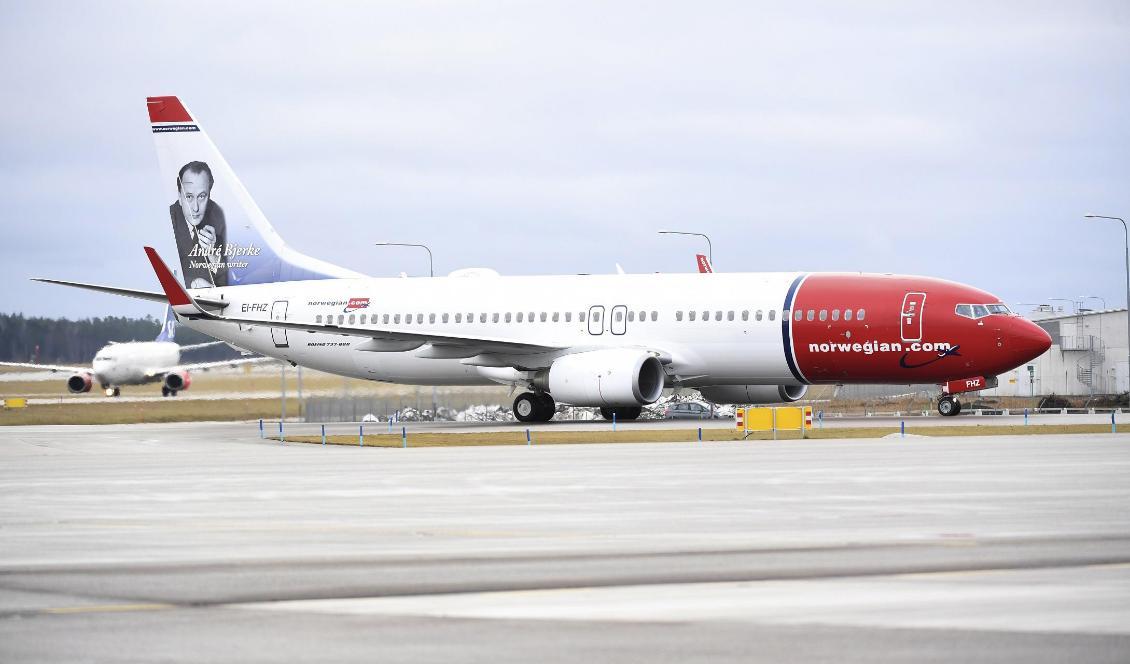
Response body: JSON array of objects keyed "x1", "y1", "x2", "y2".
[{"x1": 169, "y1": 160, "x2": 228, "y2": 288}]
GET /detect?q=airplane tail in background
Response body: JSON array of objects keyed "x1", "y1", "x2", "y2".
[
  {"x1": 155, "y1": 305, "x2": 176, "y2": 342},
  {"x1": 147, "y1": 96, "x2": 363, "y2": 289}
]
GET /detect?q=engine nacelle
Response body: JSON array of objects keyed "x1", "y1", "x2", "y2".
[
  {"x1": 698, "y1": 384, "x2": 807, "y2": 405},
  {"x1": 163, "y1": 371, "x2": 192, "y2": 392},
  {"x1": 67, "y1": 373, "x2": 93, "y2": 394},
  {"x1": 542, "y1": 349, "x2": 665, "y2": 407}
]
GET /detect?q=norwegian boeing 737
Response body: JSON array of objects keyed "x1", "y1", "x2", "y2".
[
  {"x1": 0, "y1": 306, "x2": 265, "y2": 397},
  {"x1": 34, "y1": 96, "x2": 1051, "y2": 419}
]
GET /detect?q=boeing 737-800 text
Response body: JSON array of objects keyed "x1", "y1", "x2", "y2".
[{"x1": 33, "y1": 96, "x2": 1051, "y2": 419}]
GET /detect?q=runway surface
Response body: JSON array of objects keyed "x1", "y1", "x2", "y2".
[{"x1": 1, "y1": 423, "x2": 1128, "y2": 663}]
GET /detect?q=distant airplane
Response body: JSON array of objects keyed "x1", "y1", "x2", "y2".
[
  {"x1": 696, "y1": 254, "x2": 713, "y2": 273},
  {"x1": 33, "y1": 95, "x2": 1051, "y2": 419},
  {"x1": 0, "y1": 306, "x2": 266, "y2": 397}
]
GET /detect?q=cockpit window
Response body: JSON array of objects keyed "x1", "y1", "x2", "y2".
[
  {"x1": 986, "y1": 304, "x2": 1011, "y2": 314},
  {"x1": 972, "y1": 304, "x2": 990, "y2": 318},
  {"x1": 955, "y1": 304, "x2": 973, "y2": 318}
]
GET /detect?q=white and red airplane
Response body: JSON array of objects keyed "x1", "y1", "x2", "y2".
[
  {"x1": 0, "y1": 306, "x2": 265, "y2": 397},
  {"x1": 33, "y1": 96, "x2": 1051, "y2": 420}
]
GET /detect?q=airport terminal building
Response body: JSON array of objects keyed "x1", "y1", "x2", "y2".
[{"x1": 985, "y1": 306, "x2": 1129, "y2": 397}]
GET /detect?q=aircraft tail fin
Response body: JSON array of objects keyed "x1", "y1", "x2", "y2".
[
  {"x1": 147, "y1": 96, "x2": 363, "y2": 289},
  {"x1": 155, "y1": 305, "x2": 176, "y2": 342}
]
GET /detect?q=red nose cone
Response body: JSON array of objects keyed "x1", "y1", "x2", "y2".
[{"x1": 1012, "y1": 319, "x2": 1052, "y2": 364}]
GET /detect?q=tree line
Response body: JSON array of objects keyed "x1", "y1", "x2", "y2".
[{"x1": 0, "y1": 313, "x2": 245, "y2": 364}]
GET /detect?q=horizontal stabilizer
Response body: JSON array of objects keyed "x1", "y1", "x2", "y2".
[{"x1": 32, "y1": 277, "x2": 227, "y2": 309}]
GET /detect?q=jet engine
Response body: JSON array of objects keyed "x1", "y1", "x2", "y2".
[
  {"x1": 698, "y1": 384, "x2": 807, "y2": 405},
  {"x1": 539, "y1": 349, "x2": 665, "y2": 406},
  {"x1": 66, "y1": 373, "x2": 93, "y2": 394},
  {"x1": 163, "y1": 371, "x2": 192, "y2": 392}
]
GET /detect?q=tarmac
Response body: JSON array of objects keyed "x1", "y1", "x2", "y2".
[{"x1": 1, "y1": 422, "x2": 1128, "y2": 663}]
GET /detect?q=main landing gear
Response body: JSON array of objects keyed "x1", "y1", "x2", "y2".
[
  {"x1": 599, "y1": 406, "x2": 642, "y2": 421},
  {"x1": 105, "y1": 387, "x2": 121, "y2": 397},
  {"x1": 513, "y1": 392, "x2": 556, "y2": 422},
  {"x1": 937, "y1": 396, "x2": 962, "y2": 417},
  {"x1": 161, "y1": 387, "x2": 178, "y2": 397}
]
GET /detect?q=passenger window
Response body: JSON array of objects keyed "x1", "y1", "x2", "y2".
[
  {"x1": 972, "y1": 305, "x2": 989, "y2": 318},
  {"x1": 819, "y1": 310, "x2": 827, "y2": 322},
  {"x1": 492, "y1": 313, "x2": 499, "y2": 323},
  {"x1": 566, "y1": 312, "x2": 573, "y2": 322},
  {"x1": 338, "y1": 315, "x2": 345, "y2": 324},
  {"x1": 579, "y1": 312, "x2": 586, "y2": 323},
  {"x1": 676, "y1": 311, "x2": 684, "y2": 321},
  {"x1": 316, "y1": 314, "x2": 322, "y2": 323},
  {"x1": 628, "y1": 311, "x2": 635, "y2": 322},
  {"x1": 442, "y1": 313, "x2": 449, "y2": 323},
  {"x1": 394, "y1": 314, "x2": 401, "y2": 324},
  {"x1": 806, "y1": 310, "x2": 815, "y2": 321},
  {"x1": 405, "y1": 314, "x2": 412, "y2": 325},
  {"x1": 689, "y1": 311, "x2": 697, "y2": 321},
  {"x1": 455, "y1": 313, "x2": 462, "y2": 323},
  {"x1": 857, "y1": 309, "x2": 866, "y2": 321},
  {"x1": 552, "y1": 312, "x2": 559, "y2": 322},
  {"x1": 794, "y1": 309, "x2": 802, "y2": 322},
  {"x1": 480, "y1": 313, "x2": 487, "y2": 323},
  {"x1": 756, "y1": 310, "x2": 763, "y2": 321},
  {"x1": 506, "y1": 313, "x2": 513, "y2": 323},
  {"x1": 715, "y1": 311, "x2": 723, "y2": 321},
  {"x1": 615, "y1": 310, "x2": 623, "y2": 322},
  {"x1": 541, "y1": 312, "x2": 547, "y2": 322},
  {"x1": 844, "y1": 309, "x2": 853, "y2": 321},
  {"x1": 727, "y1": 311, "x2": 734, "y2": 321},
  {"x1": 594, "y1": 311, "x2": 602, "y2": 322},
  {"x1": 416, "y1": 314, "x2": 423, "y2": 324},
  {"x1": 516, "y1": 312, "x2": 523, "y2": 323},
  {"x1": 741, "y1": 311, "x2": 749, "y2": 321},
  {"x1": 955, "y1": 304, "x2": 972, "y2": 318},
  {"x1": 360, "y1": 314, "x2": 367, "y2": 324},
  {"x1": 769, "y1": 310, "x2": 776, "y2": 321},
  {"x1": 429, "y1": 313, "x2": 436, "y2": 324},
  {"x1": 831, "y1": 309, "x2": 839, "y2": 321},
  {"x1": 651, "y1": 311, "x2": 657, "y2": 322},
  {"x1": 383, "y1": 314, "x2": 390, "y2": 324}
]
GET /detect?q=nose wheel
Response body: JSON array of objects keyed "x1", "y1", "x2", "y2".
[
  {"x1": 937, "y1": 396, "x2": 962, "y2": 417},
  {"x1": 513, "y1": 392, "x2": 556, "y2": 422}
]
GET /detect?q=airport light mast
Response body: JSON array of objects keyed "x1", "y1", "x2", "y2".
[
  {"x1": 658, "y1": 230, "x2": 713, "y2": 267},
  {"x1": 1083, "y1": 214, "x2": 1129, "y2": 394},
  {"x1": 375, "y1": 242, "x2": 434, "y2": 277}
]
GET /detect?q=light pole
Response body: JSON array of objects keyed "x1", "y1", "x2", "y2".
[
  {"x1": 1083, "y1": 214, "x2": 1129, "y2": 393},
  {"x1": 375, "y1": 242, "x2": 434, "y2": 277},
  {"x1": 658, "y1": 230, "x2": 713, "y2": 266}
]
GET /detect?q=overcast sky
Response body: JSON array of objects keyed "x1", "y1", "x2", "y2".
[{"x1": 1, "y1": 1, "x2": 1128, "y2": 320}]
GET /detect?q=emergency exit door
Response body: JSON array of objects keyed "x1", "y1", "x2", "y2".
[
  {"x1": 900, "y1": 292, "x2": 925, "y2": 342},
  {"x1": 270, "y1": 300, "x2": 289, "y2": 348}
]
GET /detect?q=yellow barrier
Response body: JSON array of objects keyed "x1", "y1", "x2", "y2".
[
  {"x1": 3, "y1": 398, "x2": 28, "y2": 409},
  {"x1": 736, "y1": 406, "x2": 813, "y2": 437}
]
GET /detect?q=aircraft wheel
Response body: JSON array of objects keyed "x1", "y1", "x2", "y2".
[
  {"x1": 953, "y1": 399, "x2": 962, "y2": 414},
  {"x1": 599, "y1": 407, "x2": 615, "y2": 421},
  {"x1": 162, "y1": 387, "x2": 170, "y2": 397},
  {"x1": 112, "y1": 388, "x2": 121, "y2": 397},
  {"x1": 938, "y1": 396, "x2": 958, "y2": 417},
  {"x1": 513, "y1": 392, "x2": 540, "y2": 423},
  {"x1": 535, "y1": 393, "x2": 556, "y2": 422},
  {"x1": 599, "y1": 406, "x2": 641, "y2": 421},
  {"x1": 171, "y1": 390, "x2": 178, "y2": 397}
]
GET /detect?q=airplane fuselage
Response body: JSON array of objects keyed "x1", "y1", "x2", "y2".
[
  {"x1": 92, "y1": 341, "x2": 181, "y2": 387},
  {"x1": 181, "y1": 270, "x2": 1050, "y2": 391}
]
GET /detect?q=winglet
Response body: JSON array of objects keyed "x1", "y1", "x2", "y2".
[{"x1": 144, "y1": 247, "x2": 194, "y2": 307}]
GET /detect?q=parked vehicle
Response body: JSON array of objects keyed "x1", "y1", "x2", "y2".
[{"x1": 664, "y1": 402, "x2": 715, "y2": 420}]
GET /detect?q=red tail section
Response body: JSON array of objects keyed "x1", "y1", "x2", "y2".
[{"x1": 144, "y1": 247, "x2": 193, "y2": 306}]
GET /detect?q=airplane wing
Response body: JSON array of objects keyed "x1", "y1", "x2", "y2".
[
  {"x1": 0, "y1": 361, "x2": 89, "y2": 374},
  {"x1": 177, "y1": 340, "x2": 227, "y2": 352},
  {"x1": 144, "y1": 356, "x2": 277, "y2": 378},
  {"x1": 30, "y1": 277, "x2": 229, "y2": 310},
  {"x1": 144, "y1": 247, "x2": 562, "y2": 356}
]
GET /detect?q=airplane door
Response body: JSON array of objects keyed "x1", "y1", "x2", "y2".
[
  {"x1": 610, "y1": 305, "x2": 627, "y2": 335},
  {"x1": 270, "y1": 300, "x2": 289, "y2": 348},
  {"x1": 588, "y1": 305, "x2": 605, "y2": 335},
  {"x1": 900, "y1": 292, "x2": 926, "y2": 342}
]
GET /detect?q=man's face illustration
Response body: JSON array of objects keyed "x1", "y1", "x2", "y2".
[{"x1": 178, "y1": 171, "x2": 211, "y2": 227}]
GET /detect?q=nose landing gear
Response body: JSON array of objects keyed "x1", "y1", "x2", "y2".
[{"x1": 937, "y1": 396, "x2": 962, "y2": 417}]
